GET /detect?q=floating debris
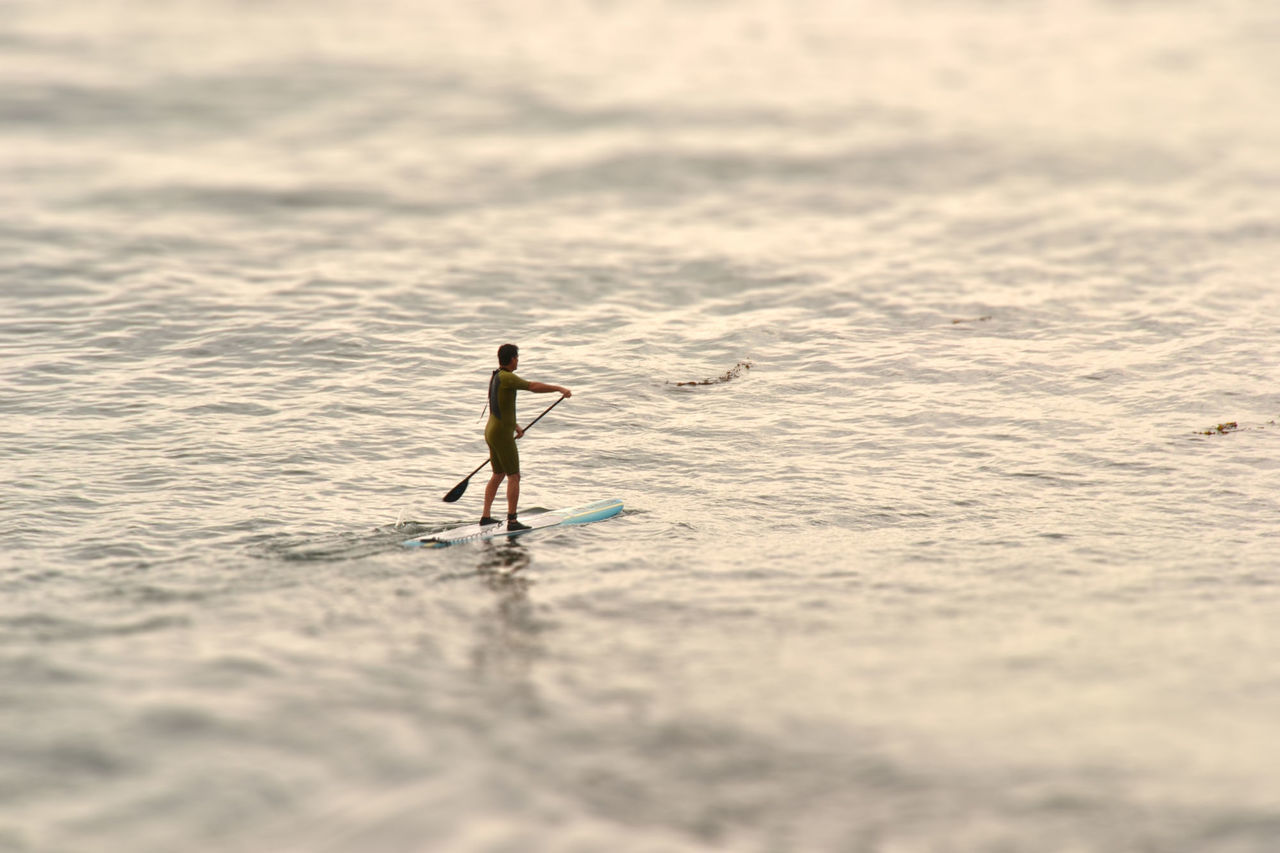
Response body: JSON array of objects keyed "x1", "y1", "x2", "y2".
[
  {"x1": 1197, "y1": 420, "x2": 1277, "y2": 436},
  {"x1": 951, "y1": 315, "x2": 993, "y2": 324},
  {"x1": 670, "y1": 360, "x2": 753, "y2": 387}
]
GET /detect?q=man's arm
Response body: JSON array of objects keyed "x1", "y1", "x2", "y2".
[{"x1": 528, "y1": 381, "x2": 571, "y2": 398}]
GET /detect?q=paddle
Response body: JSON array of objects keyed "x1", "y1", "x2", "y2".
[{"x1": 442, "y1": 395, "x2": 567, "y2": 503}]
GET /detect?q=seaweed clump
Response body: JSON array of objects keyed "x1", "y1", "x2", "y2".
[
  {"x1": 1198, "y1": 420, "x2": 1277, "y2": 436},
  {"x1": 670, "y1": 361, "x2": 753, "y2": 387}
]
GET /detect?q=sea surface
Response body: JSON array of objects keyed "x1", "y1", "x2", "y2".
[{"x1": 3, "y1": 1, "x2": 1279, "y2": 851}]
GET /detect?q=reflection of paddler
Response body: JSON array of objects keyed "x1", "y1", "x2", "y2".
[
  {"x1": 478, "y1": 540, "x2": 531, "y2": 578},
  {"x1": 481, "y1": 343, "x2": 571, "y2": 530}
]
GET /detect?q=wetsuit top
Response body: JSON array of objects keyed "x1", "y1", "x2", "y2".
[{"x1": 487, "y1": 368, "x2": 531, "y2": 430}]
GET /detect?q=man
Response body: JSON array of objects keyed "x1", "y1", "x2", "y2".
[{"x1": 482, "y1": 343, "x2": 572, "y2": 529}]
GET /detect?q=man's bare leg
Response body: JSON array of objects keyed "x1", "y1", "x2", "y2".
[
  {"x1": 506, "y1": 473, "x2": 520, "y2": 518},
  {"x1": 482, "y1": 471, "x2": 505, "y2": 522}
]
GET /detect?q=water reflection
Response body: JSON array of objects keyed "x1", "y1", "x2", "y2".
[
  {"x1": 471, "y1": 540, "x2": 545, "y2": 713},
  {"x1": 476, "y1": 538, "x2": 531, "y2": 579}
]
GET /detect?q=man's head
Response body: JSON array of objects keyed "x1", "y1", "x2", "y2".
[{"x1": 497, "y1": 343, "x2": 519, "y2": 369}]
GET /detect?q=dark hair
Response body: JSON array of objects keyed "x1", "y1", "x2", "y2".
[{"x1": 497, "y1": 343, "x2": 519, "y2": 366}]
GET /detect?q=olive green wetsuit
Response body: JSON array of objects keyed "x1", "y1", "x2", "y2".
[{"x1": 485, "y1": 368, "x2": 531, "y2": 475}]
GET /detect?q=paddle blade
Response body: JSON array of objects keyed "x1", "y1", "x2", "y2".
[{"x1": 442, "y1": 478, "x2": 470, "y2": 503}]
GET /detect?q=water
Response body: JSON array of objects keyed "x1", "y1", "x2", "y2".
[{"x1": 3, "y1": 0, "x2": 1280, "y2": 850}]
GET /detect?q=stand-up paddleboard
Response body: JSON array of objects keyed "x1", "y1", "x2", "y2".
[{"x1": 402, "y1": 498, "x2": 623, "y2": 549}]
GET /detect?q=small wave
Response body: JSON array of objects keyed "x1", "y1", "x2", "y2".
[
  {"x1": 180, "y1": 401, "x2": 279, "y2": 417},
  {"x1": 252, "y1": 527, "x2": 411, "y2": 562},
  {"x1": 0, "y1": 613, "x2": 189, "y2": 644}
]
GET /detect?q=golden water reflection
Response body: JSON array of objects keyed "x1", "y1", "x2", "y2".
[{"x1": 471, "y1": 540, "x2": 544, "y2": 712}]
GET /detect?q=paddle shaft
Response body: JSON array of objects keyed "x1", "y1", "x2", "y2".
[
  {"x1": 518, "y1": 394, "x2": 566, "y2": 434},
  {"x1": 442, "y1": 395, "x2": 566, "y2": 502}
]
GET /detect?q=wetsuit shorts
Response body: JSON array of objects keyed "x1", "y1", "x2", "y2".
[{"x1": 485, "y1": 417, "x2": 519, "y2": 475}]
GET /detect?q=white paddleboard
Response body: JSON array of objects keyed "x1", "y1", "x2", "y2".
[{"x1": 402, "y1": 498, "x2": 623, "y2": 549}]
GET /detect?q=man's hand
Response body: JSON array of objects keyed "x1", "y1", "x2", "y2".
[{"x1": 515, "y1": 425, "x2": 526, "y2": 440}]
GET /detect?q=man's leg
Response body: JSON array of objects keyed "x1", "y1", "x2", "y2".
[
  {"x1": 505, "y1": 473, "x2": 520, "y2": 517},
  {"x1": 482, "y1": 471, "x2": 505, "y2": 521}
]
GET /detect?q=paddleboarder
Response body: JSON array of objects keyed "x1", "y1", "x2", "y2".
[{"x1": 481, "y1": 343, "x2": 571, "y2": 529}]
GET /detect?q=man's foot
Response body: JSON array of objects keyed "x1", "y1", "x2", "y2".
[
  {"x1": 506, "y1": 518, "x2": 531, "y2": 531},
  {"x1": 479, "y1": 516, "x2": 499, "y2": 526}
]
